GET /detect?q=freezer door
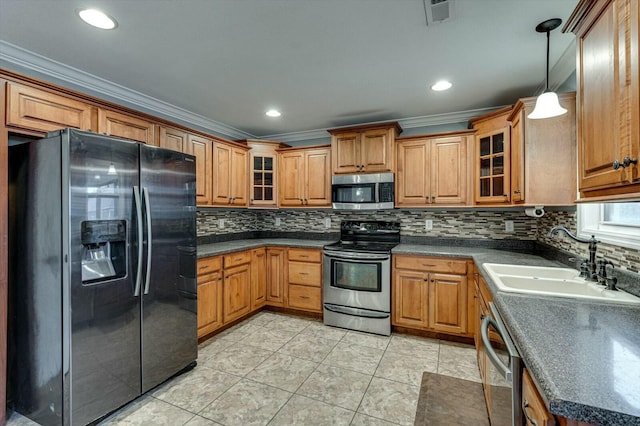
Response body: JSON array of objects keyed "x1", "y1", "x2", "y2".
[
  {"x1": 68, "y1": 130, "x2": 142, "y2": 425},
  {"x1": 140, "y1": 144, "x2": 197, "y2": 392}
]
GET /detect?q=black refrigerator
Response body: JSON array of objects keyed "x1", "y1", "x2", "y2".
[{"x1": 8, "y1": 129, "x2": 198, "y2": 425}]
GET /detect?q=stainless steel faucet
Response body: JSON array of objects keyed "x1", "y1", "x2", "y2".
[{"x1": 548, "y1": 226, "x2": 600, "y2": 280}]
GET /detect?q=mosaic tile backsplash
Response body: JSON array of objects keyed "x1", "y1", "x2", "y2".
[
  {"x1": 539, "y1": 210, "x2": 640, "y2": 273},
  {"x1": 197, "y1": 206, "x2": 640, "y2": 276}
]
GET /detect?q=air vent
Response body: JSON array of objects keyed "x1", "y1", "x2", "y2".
[{"x1": 424, "y1": 0, "x2": 454, "y2": 25}]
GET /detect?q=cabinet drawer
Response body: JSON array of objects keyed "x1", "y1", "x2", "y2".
[
  {"x1": 522, "y1": 369, "x2": 555, "y2": 426},
  {"x1": 197, "y1": 256, "x2": 222, "y2": 276},
  {"x1": 394, "y1": 255, "x2": 467, "y2": 274},
  {"x1": 224, "y1": 250, "x2": 251, "y2": 268},
  {"x1": 288, "y1": 248, "x2": 321, "y2": 263},
  {"x1": 288, "y1": 262, "x2": 322, "y2": 287},
  {"x1": 288, "y1": 284, "x2": 322, "y2": 311}
]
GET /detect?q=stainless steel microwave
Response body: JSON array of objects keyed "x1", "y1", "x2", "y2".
[{"x1": 331, "y1": 173, "x2": 394, "y2": 210}]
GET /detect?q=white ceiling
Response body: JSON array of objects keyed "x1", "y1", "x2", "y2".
[{"x1": 0, "y1": 0, "x2": 579, "y2": 139}]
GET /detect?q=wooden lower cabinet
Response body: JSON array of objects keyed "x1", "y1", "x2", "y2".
[
  {"x1": 522, "y1": 369, "x2": 555, "y2": 426},
  {"x1": 392, "y1": 255, "x2": 469, "y2": 335},
  {"x1": 285, "y1": 248, "x2": 322, "y2": 313},
  {"x1": 197, "y1": 257, "x2": 223, "y2": 338},
  {"x1": 222, "y1": 262, "x2": 251, "y2": 323},
  {"x1": 266, "y1": 247, "x2": 286, "y2": 306},
  {"x1": 251, "y1": 248, "x2": 267, "y2": 310}
]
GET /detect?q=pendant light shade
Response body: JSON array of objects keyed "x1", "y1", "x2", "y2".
[{"x1": 528, "y1": 18, "x2": 567, "y2": 120}]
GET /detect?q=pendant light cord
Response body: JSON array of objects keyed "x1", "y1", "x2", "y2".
[{"x1": 545, "y1": 29, "x2": 550, "y2": 92}]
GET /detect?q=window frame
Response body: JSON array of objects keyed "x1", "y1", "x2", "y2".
[{"x1": 577, "y1": 203, "x2": 640, "y2": 250}]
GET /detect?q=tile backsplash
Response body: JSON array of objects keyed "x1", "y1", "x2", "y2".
[
  {"x1": 539, "y1": 210, "x2": 640, "y2": 273},
  {"x1": 198, "y1": 207, "x2": 640, "y2": 273},
  {"x1": 198, "y1": 208, "x2": 537, "y2": 239}
]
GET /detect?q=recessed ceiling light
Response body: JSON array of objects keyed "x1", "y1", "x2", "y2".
[
  {"x1": 265, "y1": 109, "x2": 281, "y2": 118},
  {"x1": 77, "y1": 9, "x2": 118, "y2": 30},
  {"x1": 431, "y1": 80, "x2": 453, "y2": 91}
]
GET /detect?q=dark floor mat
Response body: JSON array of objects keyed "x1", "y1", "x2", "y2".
[{"x1": 414, "y1": 372, "x2": 490, "y2": 426}]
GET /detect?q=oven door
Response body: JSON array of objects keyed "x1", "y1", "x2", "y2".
[
  {"x1": 481, "y1": 303, "x2": 523, "y2": 426},
  {"x1": 323, "y1": 249, "x2": 391, "y2": 312}
]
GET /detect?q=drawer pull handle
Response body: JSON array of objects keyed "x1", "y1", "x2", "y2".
[
  {"x1": 199, "y1": 266, "x2": 208, "y2": 270},
  {"x1": 299, "y1": 272, "x2": 309, "y2": 275},
  {"x1": 422, "y1": 264, "x2": 436, "y2": 267},
  {"x1": 299, "y1": 296, "x2": 310, "y2": 299},
  {"x1": 299, "y1": 255, "x2": 309, "y2": 258},
  {"x1": 522, "y1": 399, "x2": 538, "y2": 426}
]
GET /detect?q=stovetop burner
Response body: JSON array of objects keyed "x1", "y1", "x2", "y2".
[{"x1": 324, "y1": 220, "x2": 400, "y2": 254}]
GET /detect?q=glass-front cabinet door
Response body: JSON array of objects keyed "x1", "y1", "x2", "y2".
[
  {"x1": 245, "y1": 140, "x2": 285, "y2": 208},
  {"x1": 476, "y1": 127, "x2": 510, "y2": 204}
]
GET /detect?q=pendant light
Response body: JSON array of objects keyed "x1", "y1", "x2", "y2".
[{"x1": 528, "y1": 18, "x2": 567, "y2": 119}]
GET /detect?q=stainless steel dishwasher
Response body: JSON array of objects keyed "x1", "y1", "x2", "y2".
[{"x1": 481, "y1": 302, "x2": 524, "y2": 426}]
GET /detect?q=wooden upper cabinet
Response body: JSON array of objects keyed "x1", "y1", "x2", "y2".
[
  {"x1": 185, "y1": 134, "x2": 213, "y2": 206},
  {"x1": 470, "y1": 107, "x2": 513, "y2": 205},
  {"x1": 329, "y1": 122, "x2": 401, "y2": 174},
  {"x1": 278, "y1": 146, "x2": 331, "y2": 207},
  {"x1": 240, "y1": 140, "x2": 290, "y2": 208},
  {"x1": 6, "y1": 82, "x2": 94, "y2": 134},
  {"x1": 396, "y1": 132, "x2": 472, "y2": 207},
  {"x1": 159, "y1": 126, "x2": 188, "y2": 152},
  {"x1": 211, "y1": 142, "x2": 249, "y2": 207},
  {"x1": 565, "y1": 0, "x2": 640, "y2": 199},
  {"x1": 507, "y1": 93, "x2": 577, "y2": 206},
  {"x1": 98, "y1": 109, "x2": 156, "y2": 144}
]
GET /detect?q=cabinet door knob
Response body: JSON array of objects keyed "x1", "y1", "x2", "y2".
[
  {"x1": 614, "y1": 156, "x2": 639, "y2": 170},
  {"x1": 514, "y1": 190, "x2": 521, "y2": 194}
]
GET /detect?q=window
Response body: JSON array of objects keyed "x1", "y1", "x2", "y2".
[{"x1": 578, "y1": 202, "x2": 640, "y2": 249}]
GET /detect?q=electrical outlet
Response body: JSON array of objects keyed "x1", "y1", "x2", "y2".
[
  {"x1": 275, "y1": 217, "x2": 281, "y2": 227},
  {"x1": 218, "y1": 218, "x2": 225, "y2": 229},
  {"x1": 505, "y1": 220, "x2": 514, "y2": 232},
  {"x1": 425, "y1": 219, "x2": 433, "y2": 230},
  {"x1": 324, "y1": 217, "x2": 331, "y2": 228}
]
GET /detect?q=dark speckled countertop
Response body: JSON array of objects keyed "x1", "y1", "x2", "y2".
[{"x1": 199, "y1": 239, "x2": 640, "y2": 424}]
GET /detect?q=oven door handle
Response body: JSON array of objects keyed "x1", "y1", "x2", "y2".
[
  {"x1": 324, "y1": 304, "x2": 390, "y2": 319},
  {"x1": 323, "y1": 250, "x2": 390, "y2": 262},
  {"x1": 481, "y1": 315, "x2": 512, "y2": 382}
]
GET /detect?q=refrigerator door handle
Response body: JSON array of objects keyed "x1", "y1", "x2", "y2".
[
  {"x1": 143, "y1": 187, "x2": 152, "y2": 295},
  {"x1": 133, "y1": 186, "x2": 144, "y2": 297}
]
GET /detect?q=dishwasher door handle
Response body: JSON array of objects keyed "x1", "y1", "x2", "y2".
[{"x1": 481, "y1": 315, "x2": 512, "y2": 382}]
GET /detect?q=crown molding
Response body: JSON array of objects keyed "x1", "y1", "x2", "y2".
[
  {"x1": 0, "y1": 40, "x2": 254, "y2": 140},
  {"x1": 262, "y1": 106, "x2": 503, "y2": 142}
]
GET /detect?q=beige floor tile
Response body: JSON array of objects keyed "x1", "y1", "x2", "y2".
[
  {"x1": 98, "y1": 395, "x2": 194, "y2": 426},
  {"x1": 342, "y1": 330, "x2": 391, "y2": 350},
  {"x1": 269, "y1": 394, "x2": 354, "y2": 426},
  {"x1": 247, "y1": 352, "x2": 318, "y2": 392},
  {"x1": 205, "y1": 343, "x2": 273, "y2": 376},
  {"x1": 247, "y1": 311, "x2": 280, "y2": 327},
  {"x1": 374, "y1": 351, "x2": 438, "y2": 386},
  {"x1": 5, "y1": 410, "x2": 39, "y2": 426},
  {"x1": 197, "y1": 335, "x2": 236, "y2": 361},
  {"x1": 350, "y1": 413, "x2": 402, "y2": 426},
  {"x1": 301, "y1": 321, "x2": 348, "y2": 341},
  {"x1": 183, "y1": 415, "x2": 223, "y2": 426},
  {"x1": 199, "y1": 379, "x2": 291, "y2": 426},
  {"x1": 297, "y1": 364, "x2": 371, "y2": 411},
  {"x1": 437, "y1": 341, "x2": 481, "y2": 383},
  {"x1": 240, "y1": 327, "x2": 297, "y2": 351},
  {"x1": 151, "y1": 365, "x2": 241, "y2": 413},
  {"x1": 278, "y1": 333, "x2": 339, "y2": 362},
  {"x1": 386, "y1": 334, "x2": 440, "y2": 359},
  {"x1": 268, "y1": 314, "x2": 313, "y2": 333},
  {"x1": 358, "y1": 377, "x2": 420, "y2": 426},
  {"x1": 322, "y1": 342, "x2": 384, "y2": 375}
]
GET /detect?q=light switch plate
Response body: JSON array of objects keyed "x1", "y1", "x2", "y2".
[
  {"x1": 425, "y1": 219, "x2": 433, "y2": 230},
  {"x1": 505, "y1": 220, "x2": 514, "y2": 232},
  {"x1": 275, "y1": 217, "x2": 281, "y2": 227},
  {"x1": 324, "y1": 217, "x2": 331, "y2": 228},
  {"x1": 218, "y1": 218, "x2": 225, "y2": 229}
]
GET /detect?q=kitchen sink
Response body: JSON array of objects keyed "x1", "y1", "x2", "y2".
[{"x1": 483, "y1": 263, "x2": 640, "y2": 304}]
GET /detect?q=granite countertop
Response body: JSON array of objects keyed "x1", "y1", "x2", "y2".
[
  {"x1": 198, "y1": 238, "x2": 333, "y2": 258},
  {"x1": 198, "y1": 238, "x2": 640, "y2": 424}
]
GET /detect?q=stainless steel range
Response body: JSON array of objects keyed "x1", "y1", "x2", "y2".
[{"x1": 323, "y1": 221, "x2": 400, "y2": 336}]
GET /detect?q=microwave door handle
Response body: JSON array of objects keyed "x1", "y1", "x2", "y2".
[{"x1": 481, "y1": 316, "x2": 512, "y2": 382}]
